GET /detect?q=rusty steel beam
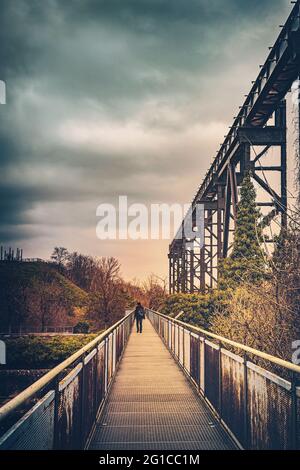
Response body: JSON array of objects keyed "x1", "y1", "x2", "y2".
[
  {"x1": 228, "y1": 164, "x2": 239, "y2": 223},
  {"x1": 237, "y1": 127, "x2": 286, "y2": 146},
  {"x1": 223, "y1": 169, "x2": 232, "y2": 259}
]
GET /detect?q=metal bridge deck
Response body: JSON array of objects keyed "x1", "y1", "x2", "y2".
[{"x1": 89, "y1": 320, "x2": 237, "y2": 450}]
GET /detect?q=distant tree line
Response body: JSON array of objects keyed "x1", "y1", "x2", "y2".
[
  {"x1": 0, "y1": 247, "x2": 167, "y2": 334},
  {"x1": 50, "y1": 248, "x2": 167, "y2": 329}
]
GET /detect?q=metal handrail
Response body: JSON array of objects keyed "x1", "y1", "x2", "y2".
[
  {"x1": 147, "y1": 309, "x2": 300, "y2": 374},
  {"x1": 0, "y1": 311, "x2": 134, "y2": 423}
]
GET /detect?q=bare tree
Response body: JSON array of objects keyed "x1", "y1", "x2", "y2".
[
  {"x1": 142, "y1": 274, "x2": 167, "y2": 311},
  {"x1": 51, "y1": 247, "x2": 69, "y2": 269},
  {"x1": 88, "y1": 257, "x2": 126, "y2": 328},
  {"x1": 28, "y1": 271, "x2": 72, "y2": 332},
  {"x1": 124, "y1": 280, "x2": 147, "y2": 308},
  {"x1": 66, "y1": 252, "x2": 95, "y2": 291},
  {"x1": 1, "y1": 279, "x2": 30, "y2": 332}
]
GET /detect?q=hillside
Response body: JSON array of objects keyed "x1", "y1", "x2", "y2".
[{"x1": 0, "y1": 261, "x2": 88, "y2": 332}]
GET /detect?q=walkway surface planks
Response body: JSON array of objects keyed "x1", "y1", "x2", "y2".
[{"x1": 89, "y1": 319, "x2": 237, "y2": 450}]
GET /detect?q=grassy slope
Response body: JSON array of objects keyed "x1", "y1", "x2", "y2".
[
  {"x1": 0, "y1": 263, "x2": 98, "y2": 369},
  {"x1": 0, "y1": 261, "x2": 88, "y2": 306},
  {"x1": 5, "y1": 334, "x2": 98, "y2": 369}
]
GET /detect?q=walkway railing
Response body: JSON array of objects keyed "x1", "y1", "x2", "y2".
[
  {"x1": 0, "y1": 312, "x2": 134, "y2": 450},
  {"x1": 147, "y1": 309, "x2": 300, "y2": 450}
]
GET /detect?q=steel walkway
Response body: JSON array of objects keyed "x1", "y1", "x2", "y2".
[{"x1": 89, "y1": 319, "x2": 237, "y2": 450}]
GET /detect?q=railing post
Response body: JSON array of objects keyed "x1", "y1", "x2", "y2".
[
  {"x1": 243, "y1": 353, "x2": 249, "y2": 450},
  {"x1": 197, "y1": 334, "x2": 201, "y2": 394},
  {"x1": 218, "y1": 340, "x2": 222, "y2": 421},
  {"x1": 178, "y1": 326, "x2": 181, "y2": 362},
  {"x1": 113, "y1": 329, "x2": 116, "y2": 374},
  {"x1": 291, "y1": 371, "x2": 299, "y2": 450},
  {"x1": 203, "y1": 338, "x2": 206, "y2": 397},
  {"x1": 173, "y1": 321, "x2": 175, "y2": 354},
  {"x1": 189, "y1": 330, "x2": 191, "y2": 374},
  {"x1": 53, "y1": 375, "x2": 60, "y2": 450},
  {"x1": 80, "y1": 352, "x2": 87, "y2": 449},
  {"x1": 93, "y1": 347, "x2": 99, "y2": 422},
  {"x1": 105, "y1": 336, "x2": 109, "y2": 394},
  {"x1": 183, "y1": 328, "x2": 185, "y2": 370}
]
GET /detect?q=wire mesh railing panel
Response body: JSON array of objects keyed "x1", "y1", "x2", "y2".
[
  {"x1": 204, "y1": 340, "x2": 220, "y2": 412},
  {"x1": 96, "y1": 342, "x2": 106, "y2": 411},
  {"x1": 107, "y1": 333, "x2": 114, "y2": 385},
  {"x1": 174, "y1": 323, "x2": 179, "y2": 358},
  {"x1": 199, "y1": 338, "x2": 205, "y2": 392},
  {"x1": 0, "y1": 391, "x2": 55, "y2": 450},
  {"x1": 173, "y1": 322, "x2": 176, "y2": 354},
  {"x1": 221, "y1": 350, "x2": 246, "y2": 446},
  {"x1": 247, "y1": 363, "x2": 293, "y2": 450},
  {"x1": 82, "y1": 349, "x2": 97, "y2": 443},
  {"x1": 190, "y1": 333, "x2": 200, "y2": 386},
  {"x1": 179, "y1": 326, "x2": 184, "y2": 366},
  {"x1": 163, "y1": 318, "x2": 168, "y2": 343},
  {"x1": 158, "y1": 316, "x2": 162, "y2": 338},
  {"x1": 57, "y1": 364, "x2": 82, "y2": 450},
  {"x1": 183, "y1": 329, "x2": 190, "y2": 373},
  {"x1": 115, "y1": 325, "x2": 122, "y2": 364},
  {"x1": 157, "y1": 314, "x2": 160, "y2": 333},
  {"x1": 168, "y1": 321, "x2": 172, "y2": 350},
  {"x1": 112, "y1": 330, "x2": 116, "y2": 376}
]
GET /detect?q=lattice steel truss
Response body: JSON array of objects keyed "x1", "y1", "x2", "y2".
[{"x1": 169, "y1": 1, "x2": 300, "y2": 293}]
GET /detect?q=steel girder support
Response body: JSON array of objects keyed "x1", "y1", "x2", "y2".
[
  {"x1": 168, "y1": 240, "x2": 188, "y2": 294},
  {"x1": 168, "y1": 246, "x2": 178, "y2": 294},
  {"x1": 191, "y1": 238, "x2": 204, "y2": 293},
  {"x1": 185, "y1": 193, "x2": 225, "y2": 293},
  {"x1": 168, "y1": 251, "x2": 175, "y2": 294},
  {"x1": 168, "y1": 102, "x2": 289, "y2": 294},
  {"x1": 184, "y1": 243, "x2": 195, "y2": 294},
  {"x1": 203, "y1": 209, "x2": 218, "y2": 290},
  {"x1": 222, "y1": 101, "x2": 287, "y2": 259},
  {"x1": 171, "y1": 189, "x2": 225, "y2": 294},
  {"x1": 250, "y1": 101, "x2": 288, "y2": 228},
  {"x1": 223, "y1": 161, "x2": 240, "y2": 258}
]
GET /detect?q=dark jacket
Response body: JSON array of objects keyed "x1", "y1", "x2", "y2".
[{"x1": 134, "y1": 305, "x2": 145, "y2": 320}]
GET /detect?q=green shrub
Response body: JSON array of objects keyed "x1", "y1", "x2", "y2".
[
  {"x1": 73, "y1": 321, "x2": 90, "y2": 334},
  {"x1": 162, "y1": 293, "x2": 212, "y2": 329},
  {"x1": 5, "y1": 334, "x2": 97, "y2": 369},
  {"x1": 161, "y1": 290, "x2": 230, "y2": 330},
  {"x1": 218, "y1": 173, "x2": 266, "y2": 290}
]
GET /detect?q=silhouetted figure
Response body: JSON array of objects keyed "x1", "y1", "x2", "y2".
[{"x1": 134, "y1": 302, "x2": 145, "y2": 333}]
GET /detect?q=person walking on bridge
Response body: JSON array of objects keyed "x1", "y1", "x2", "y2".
[{"x1": 134, "y1": 302, "x2": 145, "y2": 333}]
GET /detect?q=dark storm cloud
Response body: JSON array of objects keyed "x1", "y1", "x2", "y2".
[
  {"x1": 0, "y1": 0, "x2": 290, "y2": 249},
  {"x1": 64, "y1": 0, "x2": 284, "y2": 24}
]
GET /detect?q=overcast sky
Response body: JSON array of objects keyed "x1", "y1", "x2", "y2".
[{"x1": 0, "y1": 0, "x2": 295, "y2": 280}]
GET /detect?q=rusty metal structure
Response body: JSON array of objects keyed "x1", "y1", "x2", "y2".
[
  {"x1": 169, "y1": 1, "x2": 300, "y2": 293},
  {"x1": 0, "y1": 311, "x2": 299, "y2": 450}
]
